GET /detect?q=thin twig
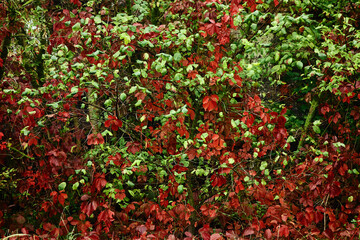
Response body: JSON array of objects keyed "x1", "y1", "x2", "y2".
[
  {"x1": 8, "y1": 145, "x2": 34, "y2": 160},
  {"x1": 2, "y1": 234, "x2": 31, "y2": 240}
]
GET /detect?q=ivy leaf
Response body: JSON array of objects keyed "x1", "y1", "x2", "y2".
[
  {"x1": 174, "y1": 52, "x2": 182, "y2": 62},
  {"x1": 120, "y1": 92, "x2": 127, "y2": 101},
  {"x1": 58, "y1": 182, "x2": 66, "y2": 191},
  {"x1": 94, "y1": 15, "x2": 101, "y2": 24},
  {"x1": 72, "y1": 182, "x2": 79, "y2": 190},
  {"x1": 177, "y1": 184, "x2": 184, "y2": 194},
  {"x1": 72, "y1": 22, "x2": 81, "y2": 31}
]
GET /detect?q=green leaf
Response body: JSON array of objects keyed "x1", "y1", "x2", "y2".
[
  {"x1": 318, "y1": 52, "x2": 327, "y2": 60},
  {"x1": 129, "y1": 86, "x2": 137, "y2": 94},
  {"x1": 274, "y1": 52, "x2": 280, "y2": 62},
  {"x1": 94, "y1": 15, "x2": 101, "y2": 24},
  {"x1": 113, "y1": 51, "x2": 121, "y2": 59},
  {"x1": 126, "y1": 180, "x2": 135, "y2": 187},
  {"x1": 120, "y1": 92, "x2": 127, "y2": 101},
  {"x1": 58, "y1": 182, "x2": 66, "y2": 191},
  {"x1": 287, "y1": 136, "x2": 296, "y2": 143},
  {"x1": 91, "y1": 81, "x2": 99, "y2": 89},
  {"x1": 21, "y1": 127, "x2": 30, "y2": 136},
  {"x1": 313, "y1": 125, "x2": 321, "y2": 134},
  {"x1": 207, "y1": 42, "x2": 215, "y2": 52},
  {"x1": 47, "y1": 102, "x2": 60, "y2": 109},
  {"x1": 296, "y1": 61, "x2": 303, "y2": 69},
  {"x1": 174, "y1": 52, "x2": 182, "y2": 62},
  {"x1": 177, "y1": 184, "x2": 184, "y2": 194},
  {"x1": 174, "y1": 73, "x2": 183, "y2": 81},
  {"x1": 271, "y1": 65, "x2": 281, "y2": 74},
  {"x1": 72, "y1": 182, "x2": 79, "y2": 190},
  {"x1": 283, "y1": 159, "x2": 288, "y2": 166},
  {"x1": 135, "y1": 100, "x2": 142, "y2": 107},
  {"x1": 71, "y1": 86, "x2": 78, "y2": 94},
  {"x1": 22, "y1": 88, "x2": 32, "y2": 96},
  {"x1": 104, "y1": 99, "x2": 112, "y2": 107},
  {"x1": 260, "y1": 161, "x2": 268, "y2": 171},
  {"x1": 72, "y1": 22, "x2": 81, "y2": 31},
  {"x1": 121, "y1": 33, "x2": 131, "y2": 45}
]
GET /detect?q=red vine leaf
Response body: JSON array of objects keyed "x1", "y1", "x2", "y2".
[
  {"x1": 203, "y1": 95, "x2": 219, "y2": 111},
  {"x1": 87, "y1": 133, "x2": 105, "y2": 145},
  {"x1": 105, "y1": 115, "x2": 123, "y2": 131}
]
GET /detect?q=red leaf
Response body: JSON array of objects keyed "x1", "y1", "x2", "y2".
[
  {"x1": 285, "y1": 182, "x2": 296, "y2": 192},
  {"x1": 281, "y1": 213, "x2": 288, "y2": 222},
  {"x1": 203, "y1": 95, "x2": 219, "y2": 111},
  {"x1": 243, "y1": 228, "x2": 254, "y2": 236},
  {"x1": 274, "y1": 0, "x2": 279, "y2": 7},
  {"x1": 199, "y1": 224, "x2": 212, "y2": 240},
  {"x1": 41, "y1": 202, "x2": 51, "y2": 212},
  {"x1": 279, "y1": 225, "x2": 289, "y2": 237},
  {"x1": 126, "y1": 141, "x2": 142, "y2": 154},
  {"x1": 50, "y1": 191, "x2": 58, "y2": 204},
  {"x1": 210, "y1": 233, "x2": 223, "y2": 240},
  {"x1": 235, "y1": 180, "x2": 245, "y2": 193},
  {"x1": 167, "y1": 235, "x2": 176, "y2": 240},
  {"x1": 355, "y1": 81, "x2": 360, "y2": 89},
  {"x1": 58, "y1": 192, "x2": 68, "y2": 206},
  {"x1": 81, "y1": 194, "x2": 91, "y2": 201},
  {"x1": 323, "y1": 229, "x2": 334, "y2": 239},
  {"x1": 96, "y1": 133, "x2": 104, "y2": 144},
  {"x1": 136, "y1": 225, "x2": 147, "y2": 234},
  {"x1": 280, "y1": 107, "x2": 287, "y2": 115},
  {"x1": 107, "y1": 153, "x2": 123, "y2": 166},
  {"x1": 210, "y1": 174, "x2": 226, "y2": 187},
  {"x1": 70, "y1": 0, "x2": 81, "y2": 6},
  {"x1": 104, "y1": 115, "x2": 123, "y2": 131},
  {"x1": 205, "y1": 20, "x2": 221, "y2": 36},
  {"x1": 222, "y1": 14, "x2": 230, "y2": 24},
  {"x1": 277, "y1": 116, "x2": 287, "y2": 127},
  {"x1": 28, "y1": 137, "x2": 38, "y2": 147},
  {"x1": 87, "y1": 133, "x2": 105, "y2": 145},
  {"x1": 244, "y1": 0, "x2": 261, "y2": 12},
  {"x1": 254, "y1": 95, "x2": 261, "y2": 104},
  {"x1": 94, "y1": 173, "x2": 107, "y2": 192},
  {"x1": 320, "y1": 105, "x2": 330, "y2": 115},
  {"x1": 87, "y1": 134, "x2": 96, "y2": 145},
  {"x1": 338, "y1": 164, "x2": 348, "y2": 176},
  {"x1": 264, "y1": 229, "x2": 272, "y2": 239},
  {"x1": 115, "y1": 189, "x2": 126, "y2": 200},
  {"x1": 81, "y1": 200, "x2": 98, "y2": 217},
  {"x1": 97, "y1": 209, "x2": 115, "y2": 225},
  {"x1": 332, "y1": 112, "x2": 341, "y2": 124},
  {"x1": 43, "y1": 222, "x2": 54, "y2": 231}
]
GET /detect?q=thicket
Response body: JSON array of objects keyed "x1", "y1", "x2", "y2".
[{"x1": 0, "y1": 0, "x2": 359, "y2": 239}]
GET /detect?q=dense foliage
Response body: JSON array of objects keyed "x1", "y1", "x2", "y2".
[{"x1": 0, "y1": 0, "x2": 360, "y2": 239}]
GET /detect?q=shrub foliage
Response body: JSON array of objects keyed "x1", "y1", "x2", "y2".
[{"x1": 0, "y1": 0, "x2": 360, "y2": 239}]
